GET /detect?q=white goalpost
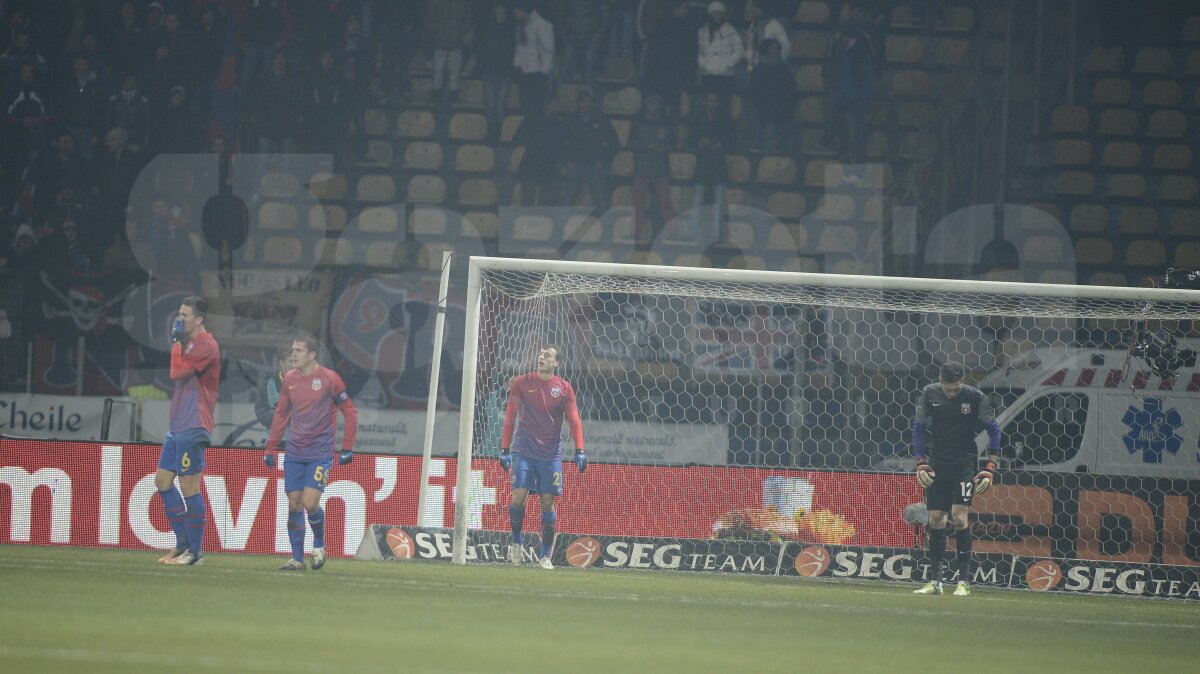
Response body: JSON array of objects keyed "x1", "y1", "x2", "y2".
[{"x1": 451, "y1": 256, "x2": 1200, "y2": 569}]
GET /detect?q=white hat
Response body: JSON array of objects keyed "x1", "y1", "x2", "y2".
[{"x1": 708, "y1": 1, "x2": 726, "y2": 14}]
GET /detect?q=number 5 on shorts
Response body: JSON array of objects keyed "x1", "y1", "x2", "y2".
[{"x1": 314, "y1": 466, "x2": 327, "y2": 485}]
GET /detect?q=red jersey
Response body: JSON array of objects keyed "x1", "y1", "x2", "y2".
[
  {"x1": 169, "y1": 331, "x2": 220, "y2": 433},
  {"x1": 501, "y1": 372, "x2": 584, "y2": 461},
  {"x1": 266, "y1": 364, "x2": 358, "y2": 461}
]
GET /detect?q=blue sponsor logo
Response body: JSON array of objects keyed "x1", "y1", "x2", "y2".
[{"x1": 1121, "y1": 398, "x2": 1183, "y2": 464}]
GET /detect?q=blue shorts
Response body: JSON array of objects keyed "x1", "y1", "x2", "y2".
[
  {"x1": 512, "y1": 455, "x2": 562, "y2": 496},
  {"x1": 285, "y1": 457, "x2": 334, "y2": 494},
  {"x1": 158, "y1": 428, "x2": 210, "y2": 476}
]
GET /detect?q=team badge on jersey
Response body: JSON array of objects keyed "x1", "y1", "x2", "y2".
[
  {"x1": 312, "y1": 378, "x2": 322, "y2": 391},
  {"x1": 961, "y1": 402, "x2": 971, "y2": 414},
  {"x1": 550, "y1": 386, "x2": 561, "y2": 398}
]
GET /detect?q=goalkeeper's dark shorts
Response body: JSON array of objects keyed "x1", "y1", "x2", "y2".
[{"x1": 924, "y1": 463, "x2": 977, "y2": 511}]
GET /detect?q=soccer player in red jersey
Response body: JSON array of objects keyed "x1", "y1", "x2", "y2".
[
  {"x1": 500, "y1": 344, "x2": 586, "y2": 569},
  {"x1": 157, "y1": 296, "x2": 220, "y2": 566},
  {"x1": 265, "y1": 337, "x2": 358, "y2": 570}
]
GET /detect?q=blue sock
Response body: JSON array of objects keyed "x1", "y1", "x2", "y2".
[
  {"x1": 509, "y1": 505, "x2": 525, "y2": 545},
  {"x1": 183, "y1": 493, "x2": 205, "y2": 557},
  {"x1": 307, "y1": 507, "x2": 325, "y2": 549},
  {"x1": 287, "y1": 510, "x2": 305, "y2": 562},
  {"x1": 541, "y1": 511, "x2": 556, "y2": 558},
  {"x1": 157, "y1": 487, "x2": 188, "y2": 551}
]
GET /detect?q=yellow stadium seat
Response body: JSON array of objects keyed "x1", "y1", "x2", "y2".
[
  {"x1": 602, "y1": 86, "x2": 642, "y2": 117},
  {"x1": 1075, "y1": 238, "x2": 1114, "y2": 265},
  {"x1": 1118, "y1": 207, "x2": 1158, "y2": 235},
  {"x1": 1185, "y1": 16, "x2": 1200, "y2": 42},
  {"x1": 1088, "y1": 272, "x2": 1127, "y2": 287},
  {"x1": 897, "y1": 101, "x2": 936, "y2": 127},
  {"x1": 805, "y1": 159, "x2": 843, "y2": 187},
  {"x1": 1133, "y1": 48, "x2": 1172, "y2": 74},
  {"x1": 1125, "y1": 239, "x2": 1166, "y2": 267},
  {"x1": 410, "y1": 207, "x2": 447, "y2": 237},
  {"x1": 1099, "y1": 142, "x2": 1141, "y2": 169},
  {"x1": 885, "y1": 35, "x2": 923, "y2": 63},
  {"x1": 457, "y1": 179, "x2": 497, "y2": 207},
  {"x1": 1022, "y1": 235, "x2": 1063, "y2": 263},
  {"x1": 672, "y1": 253, "x2": 712, "y2": 268},
  {"x1": 463, "y1": 211, "x2": 499, "y2": 240},
  {"x1": 816, "y1": 224, "x2": 857, "y2": 253},
  {"x1": 932, "y1": 38, "x2": 970, "y2": 66},
  {"x1": 1092, "y1": 78, "x2": 1132, "y2": 105},
  {"x1": 1106, "y1": 174, "x2": 1146, "y2": 198},
  {"x1": 455, "y1": 144, "x2": 495, "y2": 173},
  {"x1": 1049, "y1": 106, "x2": 1089, "y2": 134},
  {"x1": 356, "y1": 206, "x2": 401, "y2": 233},
  {"x1": 258, "y1": 202, "x2": 297, "y2": 230},
  {"x1": 625, "y1": 250, "x2": 664, "y2": 266},
  {"x1": 406, "y1": 175, "x2": 446, "y2": 204},
  {"x1": 669, "y1": 152, "x2": 695, "y2": 181},
  {"x1": 261, "y1": 236, "x2": 303, "y2": 266},
  {"x1": 1054, "y1": 171, "x2": 1095, "y2": 196},
  {"x1": 564, "y1": 215, "x2": 602, "y2": 243},
  {"x1": 814, "y1": 193, "x2": 855, "y2": 220},
  {"x1": 1038, "y1": 270, "x2": 1076, "y2": 285},
  {"x1": 448, "y1": 113, "x2": 487, "y2": 141},
  {"x1": 610, "y1": 150, "x2": 634, "y2": 178},
  {"x1": 1096, "y1": 108, "x2": 1137, "y2": 136},
  {"x1": 1159, "y1": 176, "x2": 1199, "y2": 202},
  {"x1": 396, "y1": 110, "x2": 435, "y2": 138},
  {"x1": 313, "y1": 238, "x2": 353, "y2": 266},
  {"x1": 767, "y1": 192, "x2": 806, "y2": 220},
  {"x1": 1147, "y1": 110, "x2": 1186, "y2": 139},
  {"x1": 363, "y1": 108, "x2": 389, "y2": 136},
  {"x1": 1152, "y1": 145, "x2": 1191, "y2": 171},
  {"x1": 356, "y1": 174, "x2": 395, "y2": 203},
  {"x1": 1053, "y1": 139, "x2": 1093, "y2": 166},
  {"x1": 501, "y1": 115, "x2": 524, "y2": 142},
  {"x1": 831, "y1": 259, "x2": 874, "y2": 275},
  {"x1": 726, "y1": 155, "x2": 752, "y2": 183},
  {"x1": 260, "y1": 172, "x2": 299, "y2": 198},
  {"x1": 307, "y1": 173, "x2": 348, "y2": 200},
  {"x1": 794, "y1": 1, "x2": 830, "y2": 25},
  {"x1": 574, "y1": 248, "x2": 615, "y2": 264},
  {"x1": 403, "y1": 141, "x2": 444, "y2": 170},
  {"x1": 728, "y1": 254, "x2": 766, "y2": 270},
  {"x1": 791, "y1": 31, "x2": 828, "y2": 60},
  {"x1": 725, "y1": 220, "x2": 756, "y2": 249},
  {"x1": 796, "y1": 64, "x2": 824, "y2": 93},
  {"x1": 308, "y1": 204, "x2": 347, "y2": 232},
  {"x1": 455, "y1": 79, "x2": 484, "y2": 108},
  {"x1": 1085, "y1": 46, "x2": 1124, "y2": 73},
  {"x1": 1168, "y1": 209, "x2": 1200, "y2": 236},
  {"x1": 513, "y1": 215, "x2": 554, "y2": 241},
  {"x1": 756, "y1": 156, "x2": 797, "y2": 185},
  {"x1": 610, "y1": 119, "x2": 631, "y2": 146},
  {"x1": 767, "y1": 223, "x2": 807, "y2": 252},
  {"x1": 797, "y1": 95, "x2": 826, "y2": 124},
  {"x1": 359, "y1": 139, "x2": 394, "y2": 167},
  {"x1": 669, "y1": 185, "x2": 694, "y2": 214},
  {"x1": 1143, "y1": 80, "x2": 1182, "y2": 107}
]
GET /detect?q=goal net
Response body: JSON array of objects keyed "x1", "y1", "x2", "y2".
[{"x1": 454, "y1": 257, "x2": 1200, "y2": 573}]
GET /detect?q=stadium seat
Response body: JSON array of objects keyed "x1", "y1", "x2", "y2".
[
  {"x1": 610, "y1": 150, "x2": 634, "y2": 178},
  {"x1": 1085, "y1": 46, "x2": 1124, "y2": 73},
  {"x1": 363, "y1": 108, "x2": 389, "y2": 136},
  {"x1": 814, "y1": 193, "x2": 855, "y2": 220},
  {"x1": 933, "y1": 37, "x2": 970, "y2": 66},
  {"x1": 260, "y1": 172, "x2": 299, "y2": 199},
  {"x1": 1147, "y1": 110, "x2": 1186, "y2": 138},
  {"x1": 1118, "y1": 206, "x2": 1159, "y2": 235},
  {"x1": 396, "y1": 110, "x2": 435, "y2": 138},
  {"x1": 1175, "y1": 242, "x2": 1200, "y2": 268},
  {"x1": 1133, "y1": 48, "x2": 1172, "y2": 74},
  {"x1": 1152, "y1": 145, "x2": 1191, "y2": 171},
  {"x1": 1074, "y1": 238, "x2": 1114, "y2": 264},
  {"x1": 575, "y1": 248, "x2": 615, "y2": 264},
  {"x1": 261, "y1": 236, "x2": 303, "y2": 266},
  {"x1": 672, "y1": 253, "x2": 712, "y2": 267},
  {"x1": 1088, "y1": 271, "x2": 1128, "y2": 287},
  {"x1": 500, "y1": 115, "x2": 523, "y2": 142},
  {"x1": 781, "y1": 256, "x2": 821, "y2": 273},
  {"x1": 610, "y1": 185, "x2": 632, "y2": 207},
  {"x1": 725, "y1": 188, "x2": 752, "y2": 206},
  {"x1": 410, "y1": 208, "x2": 447, "y2": 237},
  {"x1": 421, "y1": 241, "x2": 454, "y2": 269},
  {"x1": 1168, "y1": 209, "x2": 1200, "y2": 236},
  {"x1": 797, "y1": 95, "x2": 826, "y2": 124},
  {"x1": 767, "y1": 192, "x2": 806, "y2": 220},
  {"x1": 1124, "y1": 239, "x2": 1166, "y2": 267},
  {"x1": 669, "y1": 152, "x2": 696, "y2": 181},
  {"x1": 307, "y1": 173, "x2": 348, "y2": 200},
  {"x1": 791, "y1": 31, "x2": 829, "y2": 60},
  {"x1": 363, "y1": 241, "x2": 399, "y2": 268},
  {"x1": 830, "y1": 259, "x2": 874, "y2": 275},
  {"x1": 668, "y1": 185, "x2": 694, "y2": 214},
  {"x1": 610, "y1": 213, "x2": 635, "y2": 243},
  {"x1": 457, "y1": 179, "x2": 497, "y2": 207},
  {"x1": 513, "y1": 215, "x2": 554, "y2": 241},
  {"x1": 1099, "y1": 142, "x2": 1141, "y2": 169},
  {"x1": 1092, "y1": 78, "x2": 1132, "y2": 105},
  {"x1": 805, "y1": 159, "x2": 843, "y2": 187},
  {"x1": 1054, "y1": 171, "x2": 1095, "y2": 196},
  {"x1": 1049, "y1": 106, "x2": 1089, "y2": 134},
  {"x1": 793, "y1": 1, "x2": 830, "y2": 25},
  {"x1": 726, "y1": 155, "x2": 752, "y2": 183},
  {"x1": 463, "y1": 211, "x2": 499, "y2": 240},
  {"x1": 448, "y1": 113, "x2": 487, "y2": 141},
  {"x1": 308, "y1": 204, "x2": 347, "y2": 232},
  {"x1": 312, "y1": 238, "x2": 353, "y2": 266},
  {"x1": 1038, "y1": 269, "x2": 1076, "y2": 285},
  {"x1": 597, "y1": 58, "x2": 636, "y2": 84},
  {"x1": 403, "y1": 141, "x2": 444, "y2": 170},
  {"x1": 862, "y1": 195, "x2": 883, "y2": 223},
  {"x1": 258, "y1": 202, "x2": 297, "y2": 230},
  {"x1": 610, "y1": 119, "x2": 631, "y2": 146},
  {"x1": 564, "y1": 215, "x2": 602, "y2": 243},
  {"x1": 897, "y1": 101, "x2": 936, "y2": 128},
  {"x1": 455, "y1": 79, "x2": 484, "y2": 108},
  {"x1": 406, "y1": 175, "x2": 446, "y2": 204},
  {"x1": 455, "y1": 144, "x2": 495, "y2": 173},
  {"x1": 816, "y1": 224, "x2": 857, "y2": 253},
  {"x1": 360, "y1": 139, "x2": 394, "y2": 167},
  {"x1": 728, "y1": 254, "x2": 766, "y2": 270},
  {"x1": 1185, "y1": 15, "x2": 1200, "y2": 42},
  {"x1": 1022, "y1": 235, "x2": 1062, "y2": 263},
  {"x1": 1142, "y1": 80, "x2": 1182, "y2": 107},
  {"x1": 356, "y1": 206, "x2": 401, "y2": 233},
  {"x1": 866, "y1": 131, "x2": 889, "y2": 158},
  {"x1": 236, "y1": 237, "x2": 256, "y2": 263},
  {"x1": 796, "y1": 64, "x2": 824, "y2": 93},
  {"x1": 1159, "y1": 175, "x2": 1199, "y2": 202},
  {"x1": 1053, "y1": 139, "x2": 1093, "y2": 166},
  {"x1": 767, "y1": 223, "x2": 807, "y2": 252},
  {"x1": 756, "y1": 156, "x2": 797, "y2": 185},
  {"x1": 885, "y1": 35, "x2": 923, "y2": 63},
  {"x1": 553, "y1": 83, "x2": 590, "y2": 111},
  {"x1": 725, "y1": 220, "x2": 756, "y2": 249},
  {"x1": 602, "y1": 86, "x2": 642, "y2": 117},
  {"x1": 1096, "y1": 108, "x2": 1137, "y2": 136},
  {"x1": 1106, "y1": 174, "x2": 1146, "y2": 198},
  {"x1": 356, "y1": 174, "x2": 395, "y2": 203},
  {"x1": 625, "y1": 250, "x2": 664, "y2": 266}
]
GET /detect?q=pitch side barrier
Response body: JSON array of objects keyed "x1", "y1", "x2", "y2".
[{"x1": 359, "y1": 526, "x2": 1200, "y2": 601}]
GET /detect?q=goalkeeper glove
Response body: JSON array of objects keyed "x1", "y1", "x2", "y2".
[
  {"x1": 974, "y1": 459, "x2": 997, "y2": 494},
  {"x1": 263, "y1": 451, "x2": 276, "y2": 469},
  {"x1": 499, "y1": 449, "x2": 512, "y2": 472},
  {"x1": 170, "y1": 317, "x2": 186, "y2": 344},
  {"x1": 338, "y1": 449, "x2": 353, "y2": 465},
  {"x1": 915, "y1": 458, "x2": 936, "y2": 488},
  {"x1": 574, "y1": 449, "x2": 587, "y2": 473}
]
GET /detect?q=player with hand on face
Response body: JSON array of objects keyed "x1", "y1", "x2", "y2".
[
  {"x1": 500, "y1": 344, "x2": 586, "y2": 569},
  {"x1": 911, "y1": 362, "x2": 1001, "y2": 596},
  {"x1": 157, "y1": 296, "x2": 220, "y2": 565},
  {"x1": 265, "y1": 337, "x2": 357, "y2": 570}
]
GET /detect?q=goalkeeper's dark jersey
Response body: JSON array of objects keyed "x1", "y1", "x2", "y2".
[{"x1": 914, "y1": 383, "x2": 995, "y2": 466}]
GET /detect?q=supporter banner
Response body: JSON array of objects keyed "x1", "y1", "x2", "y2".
[
  {"x1": 553, "y1": 534, "x2": 784, "y2": 574},
  {"x1": 201, "y1": 269, "x2": 332, "y2": 349},
  {"x1": 0, "y1": 394, "x2": 132, "y2": 441}
]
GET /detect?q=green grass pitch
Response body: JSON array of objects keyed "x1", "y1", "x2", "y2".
[{"x1": 0, "y1": 546, "x2": 1197, "y2": 673}]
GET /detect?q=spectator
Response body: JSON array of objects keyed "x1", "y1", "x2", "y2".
[
  {"x1": 62, "y1": 0, "x2": 96, "y2": 63},
  {"x1": 250, "y1": 51, "x2": 302, "y2": 155},
  {"x1": 377, "y1": 0, "x2": 422, "y2": 103},
  {"x1": 36, "y1": 132, "x2": 90, "y2": 219},
  {"x1": 629, "y1": 93, "x2": 675, "y2": 243},
  {"x1": 57, "y1": 54, "x2": 106, "y2": 161},
  {"x1": 303, "y1": 50, "x2": 350, "y2": 159},
  {"x1": 1, "y1": 30, "x2": 46, "y2": 84},
  {"x1": 510, "y1": 100, "x2": 559, "y2": 206},
  {"x1": 152, "y1": 85, "x2": 204, "y2": 155},
  {"x1": 477, "y1": 3, "x2": 515, "y2": 141},
  {"x1": 106, "y1": 74, "x2": 151, "y2": 153},
  {"x1": 687, "y1": 90, "x2": 734, "y2": 241},
  {"x1": 91, "y1": 128, "x2": 143, "y2": 254},
  {"x1": 240, "y1": 0, "x2": 293, "y2": 97},
  {"x1": 5, "y1": 223, "x2": 39, "y2": 274},
  {"x1": 49, "y1": 217, "x2": 93, "y2": 275},
  {"x1": 147, "y1": 201, "x2": 197, "y2": 283},
  {"x1": 140, "y1": 42, "x2": 190, "y2": 111},
  {"x1": 557, "y1": 91, "x2": 619, "y2": 214},
  {"x1": 4, "y1": 62, "x2": 47, "y2": 166},
  {"x1": 512, "y1": 0, "x2": 554, "y2": 116},
  {"x1": 608, "y1": 0, "x2": 638, "y2": 62},
  {"x1": 743, "y1": 0, "x2": 790, "y2": 74},
  {"x1": 560, "y1": 0, "x2": 605, "y2": 84},
  {"x1": 144, "y1": 2, "x2": 167, "y2": 46},
  {"x1": 425, "y1": 0, "x2": 474, "y2": 109},
  {"x1": 192, "y1": 4, "x2": 225, "y2": 116},
  {"x1": 748, "y1": 38, "x2": 795, "y2": 155},
  {"x1": 822, "y1": 17, "x2": 876, "y2": 174},
  {"x1": 641, "y1": 0, "x2": 696, "y2": 118},
  {"x1": 108, "y1": 1, "x2": 146, "y2": 83},
  {"x1": 162, "y1": 11, "x2": 193, "y2": 79},
  {"x1": 697, "y1": 1, "x2": 742, "y2": 113}
]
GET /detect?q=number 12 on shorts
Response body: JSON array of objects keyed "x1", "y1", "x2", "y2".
[{"x1": 960, "y1": 481, "x2": 973, "y2": 498}]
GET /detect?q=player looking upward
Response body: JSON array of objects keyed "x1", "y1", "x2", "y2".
[
  {"x1": 157, "y1": 296, "x2": 220, "y2": 566},
  {"x1": 911, "y1": 362, "x2": 1001, "y2": 596},
  {"x1": 500, "y1": 344, "x2": 586, "y2": 569},
  {"x1": 265, "y1": 337, "x2": 358, "y2": 570}
]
